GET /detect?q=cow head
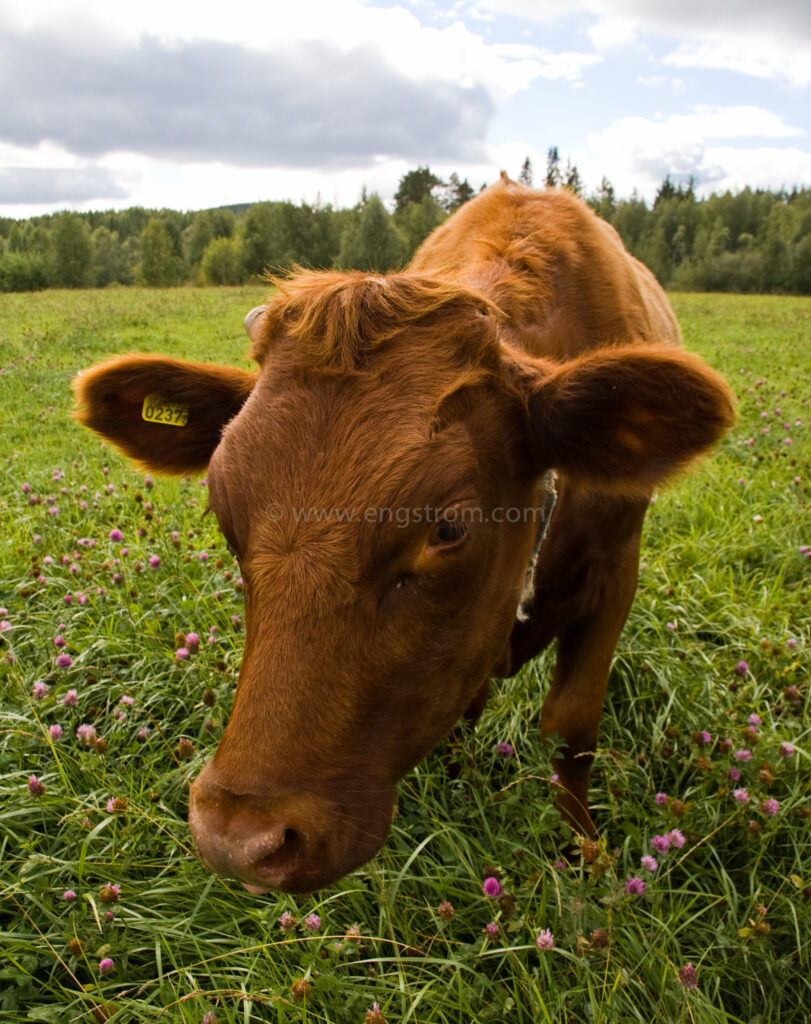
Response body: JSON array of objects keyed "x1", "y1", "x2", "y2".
[{"x1": 74, "y1": 272, "x2": 733, "y2": 892}]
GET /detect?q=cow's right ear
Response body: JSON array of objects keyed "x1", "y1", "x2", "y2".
[{"x1": 73, "y1": 355, "x2": 258, "y2": 474}]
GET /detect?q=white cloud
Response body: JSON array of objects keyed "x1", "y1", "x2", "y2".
[
  {"x1": 535, "y1": 49, "x2": 601, "y2": 82},
  {"x1": 585, "y1": 13, "x2": 637, "y2": 49},
  {"x1": 664, "y1": 39, "x2": 811, "y2": 89},
  {"x1": 466, "y1": 0, "x2": 811, "y2": 37},
  {"x1": 577, "y1": 106, "x2": 809, "y2": 201},
  {"x1": 0, "y1": 0, "x2": 584, "y2": 102},
  {"x1": 468, "y1": 0, "x2": 811, "y2": 85},
  {"x1": 0, "y1": 165, "x2": 126, "y2": 204},
  {"x1": 1, "y1": 0, "x2": 808, "y2": 215},
  {"x1": 636, "y1": 74, "x2": 686, "y2": 94},
  {"x1": 0, "y1": 30, "x2": 495, "y2": 169},
  {"x1": 662, "y1": 106, "x2": 803, "y2": 141},
  {"x1": 689, "y1": 146, "x2": 811, "y2": 195},
  {"x1": 0, "y1": 0, "x2": 603, "y2": 196}
]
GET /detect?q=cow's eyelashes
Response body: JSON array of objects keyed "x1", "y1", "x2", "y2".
[
  {"x1": 429, "y1": 518, "x2": 468, "y2": 547},
  {"x1": 427, "y1": 508, "x2": 470, "y2": 551}
]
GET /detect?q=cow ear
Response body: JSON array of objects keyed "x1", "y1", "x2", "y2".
[
  {"x1": 73, "y1": 355, "x2": 258, "y2": 474},
  {"x1": 528, "y1": 345, "x2": 735, "y2": 494}
]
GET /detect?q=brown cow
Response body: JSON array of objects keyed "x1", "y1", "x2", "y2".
[{"x1": 74, "y1": 175, "x2": 734, "y2": 893}]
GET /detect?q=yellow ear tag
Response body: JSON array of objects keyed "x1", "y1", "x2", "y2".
[{"x1": 141, "y1": 394, "x2": 190, "y2": 427}]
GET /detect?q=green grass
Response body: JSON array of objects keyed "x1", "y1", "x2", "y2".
[{"x1": 1, "y1": 288, "x2": 809, "y2": 1023}]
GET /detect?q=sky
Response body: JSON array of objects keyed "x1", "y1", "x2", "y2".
[{"x1": 1, "y1": 0, "x2": 809, "y2": 218}]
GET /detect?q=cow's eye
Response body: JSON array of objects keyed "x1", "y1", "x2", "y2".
[{"x1": 428, "y1": 514, "x2": 469, "y2": 550}]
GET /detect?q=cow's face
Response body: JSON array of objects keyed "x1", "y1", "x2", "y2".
[{"x1": 74, "y1": 273, "x2": 734, "y2": 892}]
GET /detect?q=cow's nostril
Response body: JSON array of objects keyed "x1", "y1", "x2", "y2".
[{"x1": 252, "y1": 827, "x2": 302, "y2": 881}]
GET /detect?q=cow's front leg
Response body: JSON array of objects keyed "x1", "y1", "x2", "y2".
[{"x1": 541, "y1": 538, "x2": 643, "y2": 837}]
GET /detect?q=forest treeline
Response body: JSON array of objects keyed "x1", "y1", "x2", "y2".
[{"x1": 1, "y1": 155, "x2": 809, "y2": 294}]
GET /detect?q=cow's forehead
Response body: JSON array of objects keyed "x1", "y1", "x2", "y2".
[
  {"x1": 223, "y1": 335, "x2": 500, "y2": 478},
  {"x1": 220, "y1": 367, "x2": 423, "y2": 475},
  {"x1": 207, "y1": 350, "x2": 512, "y2": 577}
]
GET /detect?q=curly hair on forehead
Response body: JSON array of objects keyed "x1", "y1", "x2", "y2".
[{"x1": 252, "y1": 269, "x2": 504, "y2": 373}]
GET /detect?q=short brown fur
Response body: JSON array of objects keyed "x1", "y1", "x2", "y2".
[{"x1": 75, "y1": 177, "x2": 734, "y2": 893}]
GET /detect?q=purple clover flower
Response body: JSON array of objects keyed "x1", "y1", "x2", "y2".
[
  {"x1": 482, "y1": 876, "x2": 502, "y2": 897},
  {"x1": 76, "y1": 723, "x2": 96, "y2": 745}
]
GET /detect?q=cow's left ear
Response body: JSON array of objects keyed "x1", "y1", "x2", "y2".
[
  {"x1": 527, "y1": 345, "x2": 735, "y2": 494},
  {"x1": 74, "y1": 355, "x2": 258, "y2": 474}
]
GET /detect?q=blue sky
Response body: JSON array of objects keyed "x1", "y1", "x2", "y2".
[{"x1": 0, "y1": 0, "x2": 809, "y2": 216}]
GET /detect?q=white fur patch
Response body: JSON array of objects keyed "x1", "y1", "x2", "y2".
[{"x1": 516, "y1": 470, "x2": 557, "y2": 623}]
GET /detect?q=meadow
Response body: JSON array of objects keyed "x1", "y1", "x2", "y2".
[{"x1": 0, "y1": 286, "x2": 809, "y2": 1024}]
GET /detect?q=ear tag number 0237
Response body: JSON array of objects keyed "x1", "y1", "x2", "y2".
[{"x1": 141, "y1": 394, "x2": 190, "y2": 427}]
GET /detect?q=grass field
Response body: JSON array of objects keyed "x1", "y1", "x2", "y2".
[{"x1": 0, "y1": 287, "x2": 809, "y2": 1024}]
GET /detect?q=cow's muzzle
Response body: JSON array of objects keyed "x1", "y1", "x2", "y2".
[{"x1": 188, "y1": 760, "x2": 394, "y2": 893}]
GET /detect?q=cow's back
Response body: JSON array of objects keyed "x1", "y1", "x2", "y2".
[{"x1": 410, "y1": 176, "x2": 680, "y2": 361}]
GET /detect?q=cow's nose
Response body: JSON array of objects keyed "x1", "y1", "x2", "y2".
[
  {"x1": 188, "y1": 760, "x2": 395, "y2": 893},
  {"x1": 188, "y1": 765, "x2": 318, "y2": 893},
  {"x1": 238, "y1": 827, "x2": 305, "y2": 894},
  {"x1": 192, "y1": 818, "x2": 304, "y2": 894}
]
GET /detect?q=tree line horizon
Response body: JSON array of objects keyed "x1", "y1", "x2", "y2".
[{"x1": 1, "y1": 150, "x2": 809, "y2": 295}]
